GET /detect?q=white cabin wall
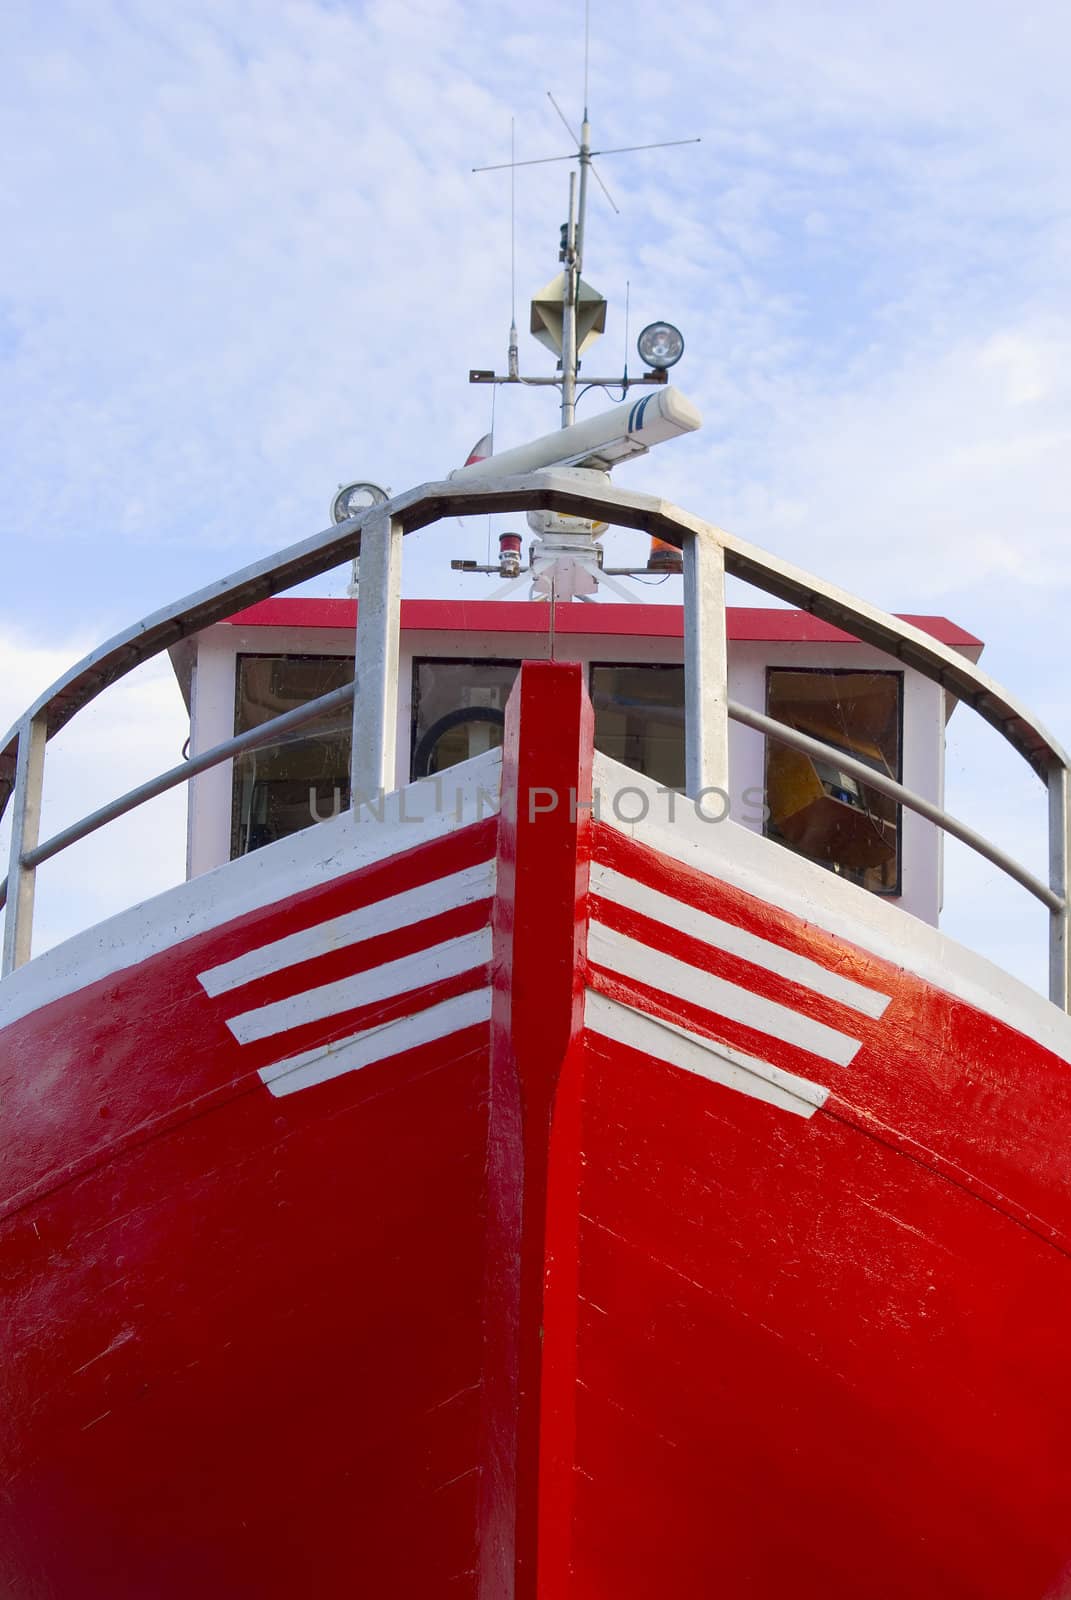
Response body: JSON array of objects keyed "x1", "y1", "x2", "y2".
[
  {"x1": 184, "y1": 619, "x2": 949, "y2": 930},
  {"x1": 187, "y1": 629, "x2": 238, "y2": 878}
]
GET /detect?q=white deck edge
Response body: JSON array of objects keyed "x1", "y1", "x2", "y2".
[{"x1": 0, "y1": 751, "x2": 503, "y2": 1033}]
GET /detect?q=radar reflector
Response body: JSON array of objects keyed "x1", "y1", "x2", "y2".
[{"x1": 530, "y1": 272, "x2": 607, "y2": 357}]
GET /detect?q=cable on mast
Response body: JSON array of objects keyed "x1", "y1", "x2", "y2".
[
  {"x1": 623, "y1": 279, "x2": 631, "y2": 383},
  {"x1": 508, "y1": 117, "x2": 518, "y2": 378}
]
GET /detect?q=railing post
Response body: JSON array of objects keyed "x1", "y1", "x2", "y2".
[
  {"x1": 682, "y1": 530, "x2": 730, "y2": 800},
  {"x1": 1048, "y1": 760, "x2": 1071, "y2": 1011},
  {"x1": 351, "y1": 510, "x2": 402, "y2": 802},
  {"x1": 2, "y1": 714, "x2": 47, "y2": 977}
]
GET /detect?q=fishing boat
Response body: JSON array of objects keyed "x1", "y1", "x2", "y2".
[{"x1": 4, "y1": 103, "x2": 1071, "y2": 1600}]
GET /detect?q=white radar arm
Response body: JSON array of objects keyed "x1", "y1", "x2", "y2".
[{"x1": 448, "y1": 386, "x2": 701, "y2": 483}]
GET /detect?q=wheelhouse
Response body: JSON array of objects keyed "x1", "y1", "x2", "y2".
[{"x1": 170, "y1": 597, "x2": 983, "y2": 928}]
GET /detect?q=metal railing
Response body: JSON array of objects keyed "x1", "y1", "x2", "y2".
[{"x1": 2, "y1": 470, "x2": 1069, "y2": 1006}]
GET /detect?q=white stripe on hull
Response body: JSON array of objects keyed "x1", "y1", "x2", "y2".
[
  {"x1": 227, "y1": 926, "x2": 493, "y2": 1045},
  {"x1": 260, "y1": 987, "x2": 493, "y2": 1097},
  {"x1": 588, "y1": 920, "x2": 862, "y2": 1067},
  {"x1": 591, "y1": 861, "x2": 889, "y2": 1020},
  {"x1": 584, "y1": 989, "x2": 829, "y2": 1118},
  {"x1": 199, "y1": 858, "x2": 496, "y2": 998}
]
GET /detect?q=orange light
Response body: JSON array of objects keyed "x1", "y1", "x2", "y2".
[{"x1": 647, "y1": 536, "x2": 682, "y2": 573}]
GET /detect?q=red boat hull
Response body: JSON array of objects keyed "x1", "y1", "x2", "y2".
[{"x1": 3, "y1": 662, "x2": 1071, "y2": 1597}]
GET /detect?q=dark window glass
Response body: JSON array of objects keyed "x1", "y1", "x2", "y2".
[
  {"x1": 765, "y1": 668, "x2": 902, "y2": 895},
  {"x1": 590, "y1": 663, "x2": 685, "y2": 790},
  {"x1": 410, "y1": 658, "x2": 520, "y2": 778},
  {"x1": 231, "y1": 654, "x2": 353, "y2": 858}
]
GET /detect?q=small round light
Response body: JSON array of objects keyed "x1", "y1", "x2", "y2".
[
  {"x1": 637, "y1": 321, "x2": 684, "y2": 370},
  {"x1": 331, "y1": 481, "x2": 389, "y2": 524}
]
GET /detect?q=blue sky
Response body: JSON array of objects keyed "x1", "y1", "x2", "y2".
[{"x1": 2, "y1": 0, "x2": 1070, "y2": 986}]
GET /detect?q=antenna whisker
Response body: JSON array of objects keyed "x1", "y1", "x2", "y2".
[
  {"x1": 590, "y1": 161, "x2": 620, "y2": 215},
  {"x1": 589, "y1": 137, "x2": 701, "y2": 158},
  {"x1": 472, "y1": 151, "x2": 579, "y2": 173},
  {"x1": 546, "y1": 90, "x2": 581, "y2": 147}
]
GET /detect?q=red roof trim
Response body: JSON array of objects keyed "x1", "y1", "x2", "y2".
[{"x1": 225, "y1": 598, "x2": 983, "y2": 649}]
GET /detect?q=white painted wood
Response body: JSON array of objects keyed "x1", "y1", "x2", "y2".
[
  {"x1": 590, "y1": 862, "x2": 890, "y2": 1019},
  {"x1": 260, "y1": 986, "x2": 493, "y2": 1097},
  {"x1": 226, "y1": 926, "x2": 493, "y2": 1045},
  {"x1": 588, "y1": 920, "x2": 863, "y2": 1066},
  {"x1": 0, "y1": 749, "x2": 502, "y2": 1033},
  {"x1": 186, "y1": 632, "x2": 241, "y2": 879},
  {"x1": 584, "y1": 989, "x2": 828, "y2": 1118},
  {"x1": 199, "y1": 857, "x2": 496, "y2": 998}
]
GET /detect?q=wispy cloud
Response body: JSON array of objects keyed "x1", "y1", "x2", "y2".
[{"x1": 2, "y1": 0, "x2": 1068, "y2": 983}]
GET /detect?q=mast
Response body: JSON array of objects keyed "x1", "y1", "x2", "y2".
[
  {"x1": 561, "y1": 112, "x2": 592, "y2": 429},
  {"x1": 561, "y1": 170, "x2": 579, "y2": 426},
  {"x1": 470, "y1": 108, "x2": 698, "y2": 428}
]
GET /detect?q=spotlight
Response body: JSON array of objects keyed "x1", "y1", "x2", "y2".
[
  {"x1": 636, "y1": 321, "x2": 684, "y2": 371},
  {"x1": 331, "y1": 481, "x2": 389, "y2": 525}
]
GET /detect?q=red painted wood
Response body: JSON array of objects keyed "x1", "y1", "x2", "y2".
[
  {"x1": 481, "y1": 661, "x2": 593, "y2": 1597},
  {"x1": 227, "y1": 597, "x2": 982, "y2": 648},
  {"x1": 569, "y1": 822, "x2": 1071, "y2": 1596},
  {"x1": 0, "y1": 824, "x2": 497, "y2": 1599}
]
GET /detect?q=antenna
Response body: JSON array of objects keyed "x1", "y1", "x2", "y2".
[
  {"x1": 470, "y1": 16, "x2": 699, "y2": 430},
  {"x1": 471, "y1": 107, "x2": 699, "y2": 426},
  {"x1": 547, "y1": 91, "x2": 619, "y2": 215}
]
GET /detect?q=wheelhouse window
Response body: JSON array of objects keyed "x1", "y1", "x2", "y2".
[
  {"x1": 764, "y1": 668, "x2": 902, "y2": 895},
  {"x1": 231, "y1": 654, "x2": 353, "y2": 858},
  {"x1": 410, "y1": 658, "x2": 520, "y2": 779},
  {"x1": 590, "y1": 663, "x2": 685, "y2": 790}
]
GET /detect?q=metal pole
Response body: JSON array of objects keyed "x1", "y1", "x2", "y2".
[
  {"x1": 734, "y1": 700, "x2": 1063, "y2": 915},
  {"x1": 1049, "y1": 760, "x2": 1071, "y2": 1008},
  {"x1": 575, "y1": 116, "x2": 591, "y2": 274},
  {"x1": 21, "y1": 681, "x2": 357, "y2": 875},
  {"x1": 560, "y1": 172, "x2": 578, "y2": 428},
  {"x1": 683, "y1": 533, "x2": 730, "y2": 800},
  {"x1": 2, "y1": 714, "x2": 47, "y2": 976},
  {"x1": 351, "y1": 511, "x2": 402, "y2": 800}
]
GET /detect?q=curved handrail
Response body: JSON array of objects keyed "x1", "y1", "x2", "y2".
[
  {"x1": 728, "y1": 702, "x2": 1061, "y2": 912},
  {"x1": 0, "y1": 679, "x2": 357, "y2": 916},
  {"x1": 3, "y1": 471, "x2": 1066, "y2": 818},
  {"x1": 0, "y1": 509, "x2": 373, "y2": 815},
  {"x1": 2, "y1": 469, "x2": 1068, "y2": 999}
]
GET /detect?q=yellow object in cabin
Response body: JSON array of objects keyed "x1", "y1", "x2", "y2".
[{"x1": 767, "y1": 743, "x2": 896, "y2": 871}]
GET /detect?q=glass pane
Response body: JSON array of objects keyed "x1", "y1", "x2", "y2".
[
  {"x1": 765, "y1": 668, "x2": 902, "y2": 894},
  {"x1": 231, "y1": 654, "x2": 353, "y2": 858},
  {"x1": 410, "y1": 659, "x2": 520, "y2": 778},
  {"x1": 591, "y1": 664, "x2": 686, "y2": 790}
]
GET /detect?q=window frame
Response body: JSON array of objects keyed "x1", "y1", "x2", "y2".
[
  {"x1": 763, "y1": 663, "x2": 905, "y2": 897},
  {"x1": 230, "y1": 650, "x2": 355, "y2": 859},
  {"x1": 408, "y1": 654, "x2": 523, "y2": 780}
]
